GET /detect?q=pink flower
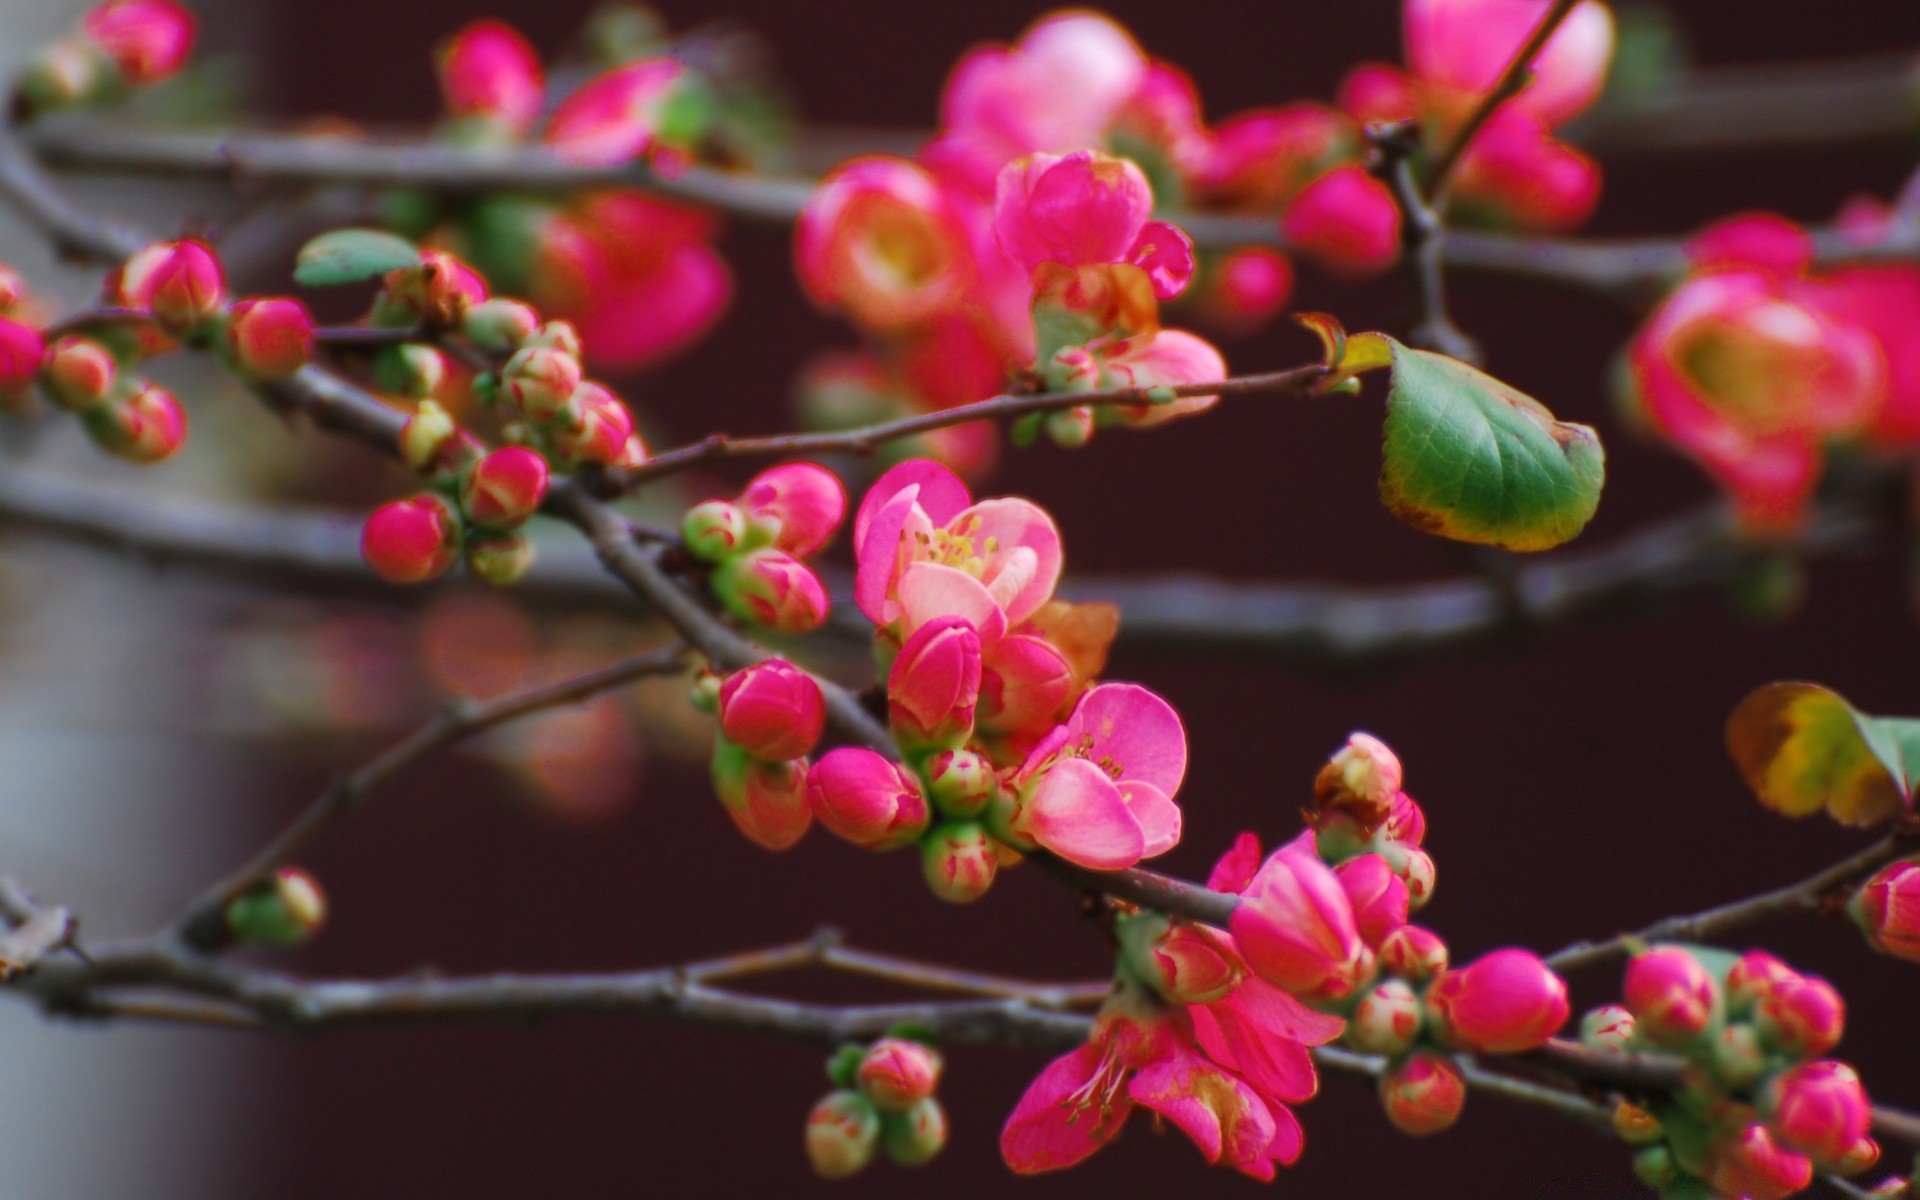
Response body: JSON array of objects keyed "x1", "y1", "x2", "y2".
[
  {"x1": 1767, "y1": 1060, "x2": 1872, "y2": 1167},
  {"x1": 1095, "y1": 329, "x2": 1227, "y2": 427},
  {"x1": 115, "y1": 238, "x2": 225, "y2": 334},
  {"x1": 543, "y1": 58, "x2": 687, "y2": 167},
  {"x1": 1204, "y1": 104, "x2": 1361, "y2": 209},
  {"x1": 996, "y1": 682, "x2": 1186, "y2": 870},
  {"x1": 796, "y1": 157, "x2": 973, "y2": 332},
  {"x1": 1281, "y1": 166, "x2": 1401, "y2": 277},
  {"x1": 939, "y1": 12, "x2": 1146, "y2": 170},
  {"x1": 1451, "y1": 108, "x2": 1600, "y2": 232},
  {"x1": 81, "y1": 0, "x2": 196, "y2": 87},
  {"x1": 1852, "y1": 859, "x2": 1920, "y2": 962},
  {"x1": 0, "y1": 318, "x2": 46, "y2": 403},
  {"x1": 223, "y1": 297, "x2": 314, "y2": 381},
  {"x1": 1623, "y1": 946, "x2": 1720, "y2": 1046},
  {"x1": 436, "y1": 19, "x2": 544, "y2": 135},
  {"x1": 718, "y1": 660, "x2": 826, "y2": 762},
  {"x1": 736, "y1": 462, "x2": 847, "y2": 558},
  {"x1": 461, "y1": 446, "x2": 549, "y2": 530},
  {"x1": 1424, "y1": 948, "x2": 1568, "y2": 1053},
  {"x1": 1704, "y1": 1124, "x2": 1814, "y2": 1200},
  {"x1": 993, "y1": 151, "x2": 1193, "y2": 299},
  {"x1": 805, "y1": 748, "x2": 930, "y2": 850},
  {"x1": 1405, "y1": 0, "x2": 1615, "y2": 127},
  {"x1": 1792, "y1": 264, "x2": 1920, "y2": 447},
  {"x1": 362, "y1": 494, "x2": 461, "y2": 585},
  {"x1": 888, "y1": 617, "x2": 983, "y2": 753},
  {"x1": 1333, "y1": 854, "x2": 1410, "y2": 948},
  {"x1": 1230, "y1": 843, "x2": 1370, "y2": 1005},
  {"x1": 1338, "y1": 64, "x2": 1420, "y2": 127}
]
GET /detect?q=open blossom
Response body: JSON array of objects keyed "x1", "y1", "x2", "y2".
[
  {"x1": 436, "y1": 19, "x2": 544, "y2": 135},
  {"x1": 797, "y1": 158, "x2": 973, "y2": 332}
]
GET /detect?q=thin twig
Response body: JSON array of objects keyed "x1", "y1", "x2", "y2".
[
  {"x1": 1370, "y1": 123, "x2": 1479, "y2": 362},
  {"x1": 1423, "y1": 0, "x2": 1584, "y2": 201}
]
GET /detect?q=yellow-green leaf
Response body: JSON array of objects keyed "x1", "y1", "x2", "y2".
[{"x1": 1725, "y1": 682, "x2": 1910, "y2": 828}]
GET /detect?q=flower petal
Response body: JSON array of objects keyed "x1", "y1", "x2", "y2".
[
  {"x1": 956, "y1": 498, "x2": 1062, "y2": 626},
  {"x1": 1026, "y1": 757, "x2": 1145, "y2": 869},
  {"x1": 897, "y1": 561, "x2": 1009, "y2": 644},
  {"x1": 1000, "y1": 1043, "x2": 1132, "y2": 1174},
  {"x1": 1119, "y1": 781, "x2": 1181, "y2": 858},
  {"x1": 1127, "y1": 1044, "x2": 1276, "y2": 1173},
  {"x1": 1068, "y1": 682, "x2": 1187, "y2": 796},
  {"x1": 853, "y1": 459, "x2": 971, "y2": 551},
  {"x1": 1207, "y1": 832, "x2": 1263, "y2": 895}
]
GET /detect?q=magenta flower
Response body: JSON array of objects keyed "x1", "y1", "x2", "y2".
[
  {"x1": 717, "y1": 660, "x2": 826, "y2": 763},
  {"x1": 994, "y1": 150, "x2": 1194, "y2": 299},
  {"x1": 888, "y1": 617, "x2": 983, "y2": 753},
  {"x1": 435, "y1": 19, "x2": 545, "y2": 136},
  {"x1": 1230, "y1": 841, "x2": 1370, "y2": 1006},
  {"x1": 1450, "y1": 107, "x2": 1600, "y2": 232},
  {"x1": 711, "y1": 747, "x2": 811, "y2": 852},
  {"x1": 1204, "y1": 104, "x2": 1359, "y2": 210},
  {"x1": 1767, "y1": 1060, "x2": 1874, "y2": 1169},
  {"x1": 1405, "y1": 0, "x2": 1615, "y2": 127},
  {"x1": 0, "y1": 318, "x2": 46, "y2": 405},
  {"x1": 996, "y1": 682, "x2": 1186, "y2": 870},
  {"x1": 1424, "y1": 948, "x2": 1569, "y2": 1054},
  {"x1": 736, "y1": 462, "x2": 847, "y2": 559},
  {"x1": 796, "y1": 157, "x2": 973, "y2": 332},
  {"x1": 362, "y1": 494, "x2": 460, "y2": 585},
  {"x1": 711, "y1": 548, "x2": 831, "y2": 635},
  {"x1": 1095, "y1": 329, "x2": 1227, "y2": 427},
  {"x1": 1333, "y1": 854, "x2": 1410, "y2": 949},
  {"x1": 1281, "y1": 165, "x2": 1401, "y2": 278},
  {"x1": 81, "y1": 0, "x2": 196, "y2": 87}
]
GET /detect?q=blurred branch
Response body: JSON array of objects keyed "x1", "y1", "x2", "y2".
[
  {"x1": 1371, "y1": 123, "x2": 1480, "y2": 361},
  {"x1": 1423, "y1": 0, "x2": 1584, "y2": 200}
]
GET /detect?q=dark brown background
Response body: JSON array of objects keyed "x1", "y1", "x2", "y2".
[{"x1": 228, "y1": 1, "x2": 1920, "y2": 1195}]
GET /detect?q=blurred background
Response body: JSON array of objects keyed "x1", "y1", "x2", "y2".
[{"x1": 1, "y1": 0, "x2": 1918, "y2": 1196}]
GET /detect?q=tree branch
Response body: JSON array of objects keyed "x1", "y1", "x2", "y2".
[
  {"x1": 1423, "y1": 0, "x2": 1584, "y2": 200},
  {"x1": 1371, "y1": 123, "x2": 1480, "y2": 361}
]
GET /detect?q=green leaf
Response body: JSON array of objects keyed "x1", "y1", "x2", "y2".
[
  {"x1": 294, "y1": 229, "x2": 420, "y2": 288},
  {"x1": 1724, "y1": 682, "x2": 1908, "y2": 828},
  {"x1": 1378, "y1": 339, "x2": 1605, "y2": 552}
]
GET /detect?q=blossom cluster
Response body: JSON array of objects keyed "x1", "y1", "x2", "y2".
[
  {"x1": 806, "y1": 1038, "x2": 949, "y2": 1178},
  {"x1": 1625, "y1": 210, "x2": 1920, "y2": 531},
  {"x1": 17, "y1": 0, "x2": 196, "y2": 115},
  {"x1": 1580, "y1": 945, "x2": 1874, "y2": 1198}
]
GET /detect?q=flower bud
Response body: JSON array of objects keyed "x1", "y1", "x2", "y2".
[
  {"x1": 1829, "y1": 1137, "x2": 1880, "y2": 1178},
  {"x1": 924, "y1": 748, "x2": 996, "y2": 818},
  {"x1": 880, "y1": 1096, "x2": 948, "y2": 1167},
  {"x1": 686, "y1": 671, "x2": 722, "y2": 715},
  {"x1": 501, "y1": 345, "x2": 583, "y2": 422},
  {"x1": 399, "y1": 400, "x2": 480, "y2": 474},
  {"x1": 1347, "y1": 977, "x2": 1422, "y2": 1056},
  {"x1": 1624, "y1": 946, "x2": 1721, "y2": 1047},
  {"x1": 18, "y1": 40, "x2": 110, "y2": 113},
  {"x1": 1425, "y1": 948, "x2": 1568, "y2": 1054},
  {"x1": 1632, "y1": 1144, "x2": 1676, "y2": 1190},
  {"x1": 224, "y1": 866, "x2": 325, "y2": 945},
  {"x1": 461, "y1": 445, "x2": 550, "y2": 528},
  {"x1": 461, "y1": 298, "x2": 542, "y2": 353},
  {"x1": 550, "y1": 382, "x2": 636, "y2": 466},
  {"x1": 718, "y1": 660, "x2": 825, "y2": 762},
  {"x1": 1728, "y1": 950, "x2": 1799, "y2": 1018},
  {"x1": 1767, "y1": 1060, "x2": 1872, "y2": 1166},
  {"x1": 737, "y1": 462, "x2": 847, "y2": 558},
  {"x1": 1712, "y1": 1021, "x2": 1769, "y2": 1090},
  {"x1": 1613, "y1": 1102, "x2": 1663, "y2": 1146},
  {"x1": 361, "y1": 494, "x2": 461, "y2": 584},
  {"x1": 222, "y1": 296, "x2": 314, "y2": 380},
  {"x1": 88, "y1": 381, "x2": 186, "y2": 462},
  {"x1": 0, "y1": 267, "x2": 28, "y2": 314},
  {"x1": 0, "y1": 318, "x2": 46, "y2": 405},
  {"x1": 81, "y1": 0, "x2": 196, "y2": 87},
  {"x1": 1395, "y1": 847, "x2": 1436, "y2": 910},
  {"x1": 1043, "y1": 406, "x2": 1095, "y2": 449},
  {"x1": 888, "y1": 617, "x2": 982, "y2": 753},
  {"x1": 1851, "y1": 859, "x2": 1920, "y2": 963},
  {"x1": 710, "y1": 739, "x2": 811, "y2": 851},
  {"x1": 1379, "y1": 1052, "x2": 1466, "y2": 1136},
  {"x1": 1334, "y1": 853, "x2": 1410, "y2": 947},
  {"x1": 681, "y1": 500, "x2": 751, "y2": 563},
  {"x1": 805, "y1": 748, "x2": 929, "y2": 850},
  {"x1": 436, "y1": 19, "x2": 545, "y2": 136},
  {"x1": 384, "y1": 249, "x2": 488, "y2": 327},
  {"x1": 465, "y1": 532, "x2": 534, "y2": 586},
  {"x1": 1383, "y1": 790, "x2": 1426, "y2": 847},
  {"x1": 1315, "y1": 732, "x2": 1403, "y2": 831},
  {"x1": 117, "y1": 239, "x2": 224, "y2": 335},
  {"x1": 855, "y1": 1039, "x2": 942, "y2": 1114},
  {"x1": 1228, "y1": 847, "x2": 1370, "y2": 1005},
  {"x1": 1579, "y1": 1004, "x2": 1636, "y2": 1053},
  {"x1": 525, "y1": 320, "x2": 582, "y2": 357},
  {"x1": 374, "y1": 343, "x2": 450, "y2": 400},
  {"x1": 712, "y1": 549, "x2": 830, "y2": 634},
  {"x1": 1756, "y1": 975, "x2": 1845, "y2": 1058},
  {"x1": 1203, "y1": 247, "x2": 1293, "y2": 330},
  {"x1": 805, "y1": 1089, "x2": 880, "y2": 1179},
  {"x1": 1118, "y1": 912, "x2": 1239, "y2": 1005},
  {"x1": 1377, "y1": 924, "x2": 1448, "y2": 984},
  {"x1": 1281, "y1": 166, "x2": 1400, "y2": 277},
  {"x1": 921, "y1": 820, "x2": 998, "y2": 903},
  {"x1": 1704, "y1": 1124, "x2": 1814, "y2": 1200}
]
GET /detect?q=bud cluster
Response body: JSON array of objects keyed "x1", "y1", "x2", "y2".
[
  {"x1": 1583, "y1": 945, "x2": 1875, "y2": 1198},
  {"x1": 807, "y1": 1038, "x2": 949, "y2": 1178},
  {"x1": 18, "y1": 0, "x2": 197, "y2": 116},
  {"x1": 703, "y1": 659, "x2": 826, "y2": 851},
  {"x1": 680, "y1": 463, "x2": 844, "y2": 635}
]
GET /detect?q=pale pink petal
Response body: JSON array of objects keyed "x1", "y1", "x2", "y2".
[
  {"x1": 1026, "y1": 757, "x2": 1145, "y2": 870},
  {"x1": 898, "y1": 561, "x2": 1009, "y2": 644},
  {"x1": 853, "y1": 490, "x2": 921, "y2": 624},
  {"x1": 953, "y1": 498, "x2": 1062, "y2": 626},
  {"x1": 1067, "y1": 682, "x2": 1187, "y2": 795},
  {"x1": 1119, "y1": 781, "x2": 1181, "y2": 858},
  {"x1": 1000, "y1": 1044, "x2": 1132, "y2": 1174},
  {"x1": 853, "y1": 459, "x2": 970, "y2": 551}
]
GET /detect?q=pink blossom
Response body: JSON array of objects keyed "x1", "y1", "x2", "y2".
[
  {"x1": 1204, "y1": 104, "x2": 1361, "y2": 209},
  {"x1": 1451, "y1": 108, "x2": 1600, "y2": 232},
  {"x1": 1703, "y1": 1124, "x2": 1814, "y2": 1200},
  {"x1": 1281, "y1": 165, "x2": 1401, "y2": 277},
  {"x1": 1110, "y1": 62, "x2": 1212, "y2": 183},
  {"x1": 1757, "y1": 974, "x2": 1845, "y2": 1058},
  {"x1": 736, "y1": 462, "x2": 847, "y2": 558},
  {"x1": 81, "y1": 0, "x2": 196, "y2": 87},
  {"x1": 1333, "y1": 854, "x2": 1410, "y2": 948},
  {"x1": 1424, "y1": 948, "x2": 1568, "y2": 1053},
  {"x1": 796, "y1": 157, "x2": 972, "y2": 332},
  {"x1": 717, "y1": 660, "x2": 826, "y2": 762},
  {"x1": 223, "y1": 297, "x2": 314, "y2": 381},
  {"x1": 1337, "y1": 63, "x2": 1419, "y2": 127},
  {"x1": 1095, "y1": 329, "x2": 1227, "y2": 427},
  {"x1": 1230, "y1": 843, "x2": 1370, "y2": 1006},
  {"x1": 994, "y1": 150, "x2": 1152, "y2": 276},
  {"x1": 939, "y1": 11, "x2": 1147, "y2": 170},
  {"x1": 805, "y1": 748, "x2": 930, "y2": 850},
  {"x1": 1405, "y1": 0, "x2": 1615, "y2": 127},
  {"x1": 544, "y1": 58, "x2": 687, "y2": 167},
  {"x1": 888, "y1": 617, "x2": 983, "y2": 753},
  {"x1": 1768, "y1": 1060, "x2": 1872, "y2": 1167},
  {"x1": 997, "y1": 682, "x2": 1186, "y2": 870},
  {"x1": 436, "y1": 19, "x2": 545, "y2": 135},
  {"x1": 856, "y1": 1039, "x2": 943, "y2": 1113}
]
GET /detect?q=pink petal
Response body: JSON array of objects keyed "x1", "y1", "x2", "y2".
[
  {"x1": 1000, "y1": 1044, "x2": 1132, "y2": 1174},
  {"x1": 1067, "y1": 682, "x2": 1187, "y2": 796},
  {"x1": 897, "y1": 561, "x2": 1009, "y2": 644},
  {"x1": 1026, "y1": 757, "x2": 1146, "y2": 870},
  {"x1": 573, "y1": 242, "x2": 731, "y2": 372},
  {"x1": 543, "y1": 59, "x2": 685, "y2": 167},
  {"x1": 1127, "y1": 220, "x2": 1197, "y2": 299},
  {"x1": 980, "y1": 634, "x2": 1074, "y2": 736},
  {"x1": 1195, "y1": 981, "x2": 1334, "y2": 1107},
  {"x1": 1687, "y1": 213, "x2": 1815, "y2": 276},
  {"x1": 853, "y1": 492, "x2": 936, "y2": 625},
  {"x1": 1119, "y1": 781, "x2": 1181, "y2": 858},
  {"x1": 1128, "y1": 1045, "x2": 1276, "y2": 1172},
  {"x1": 1207, "y1": 833, "x2": 1263, "y2": 894},
  {"x1": 853, "y1": 460, "x2": 971, "y2": 551},
  {"x1": 953, "y1": 498, "x2": 1062, "y2": 626}
]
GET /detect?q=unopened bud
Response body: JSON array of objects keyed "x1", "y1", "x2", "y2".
[
  {"x1": 117, "y1": 239, "x2": 224, "y2": 335},
  {"x1": 888, "y1": 617, "x2": 982, "y2": 753},
  {"x1": 1379, "y1": 1052, "x2": 1465, "y2": 1136},
  {"x1": 805, "y1": 748, "x2": 929, "y2": 850},
  {"x1": 384, "y1": 249, "x2": 488, "y2": 327},
  {"x1": 399, "y1": 399, "x2": 473, "y2": 472},
  {"x1": 922, "y1": 820, "x2": 998, "y2": 903},
  {"x1": 1712, "y1": 1021, "x2": 1769, "y2": 1090},
  {"x1": 1624, "y1": 946, "x2": 1721, "y2": 1048},
  {"x1": 717, "y1": 659, "x2": 825, "y2": 762},
  {"x1": 1118, "y1": 912, "x2": 1239, "y2": 1005},
  {"x1": 1315, "y1": 732, "x2": 1404, "y2": 832},
  {"x1": 855, "y1": 1039, "x2": 942, "y2": 1114},
  {"x1": 18, "y1": 40, "x2": 110, "y2": 113},
  {"x1": 1851, "y1": 859, "x2": 1920, "y2": 964},
  {"x1": 1756, "y1": 975, "x2": 1845, "y2": 1058},
  {"x1": 374, "y1": 343, "x2": 450, "y2": 399},
  {"x1": 0, "y1": 318, "x2": 46, "y2": 405},
  {"x1": 1334, "y1": 853, "x2": 1409, "y2": 948},
  {"x1": 1728, "y1": 950, "x2": 1800, "y2": 1018},
  {"x1": 1348, "y1": 977, "x2": 1422, "y2": 1056},
  {"x1": 81, "y1": 0, "x2": 197, "y2": 87},
  {"x1": 40, "y1": 335, "x2": 117, "y2": 411},
  {"x1": 501, "y1": 345, "x2": 583, "y2": 422},
  {"x1": 1767, "y1": 1060, "x2": 1872, "y2": 1167},
  {"x1": 882, "y1": 1096, "x2": 948, "y2": 1166},
  {"x1": 1377, "y1": 924, "x2": 1448, "y2": 983},
  {"x1": 1425, "y1": 948, "x2": 1568, "y2": 1054},
  {"x1": 737, "y1": 462, "x2": 847, "y2": 558},
  {"x1": 1043, "y1": 405, "x2": 1095, "y2": 449},
  {"x1": 361, "y1": 493, "x2": 461, "y2": 584},
  {"x1": 681, "y1": 499, "x2": 751, "y2": 562},
  {"x1": 1613, "y1": 1102, "x2": 1663, "y2": 1146},
  {"x1": 550, "y1": 382, "x2": 636, "y2": 466},
  {"x1": 465, "y1": 531, "x2": 534, "y2": 586},
  {"x1": 223, "y1": 297, "x2": 314, "y2": 379},
  {"x1": 710, "y1": 738, "x2": 811, "y2": 851},
  {"x1": 462, "y1": 445, "x2": 550, "y2": 528},
  {"x1": 686, "y1": 670, "x2": 722, "y2": 714},
  {"x1": 88, "y1": 380, "x2": 186, "y2": 462},
  {"x1": 461, "y1": 297, "x2": 543, "y2": 353},
  {"x1": 1579, "y1": 1004, "x2": 1637, "y2": 1053},
  {"x1": 225, "y1": 866, "x2": 325, "y2": 945},
  {"x1": 712, "y1": 549, "x2": 830, "y2": 634},
  {"x1": 925, "y1": 749, "x2": 996, "y2": 818},
  {"x1": 805, "y1": 1089, "x2": 880, "y2": 1179},
  {"x1": 1704, "y1": 1124, "x2": 1813, "y2": 1200},
  {"x1": 524, "y1": 320, "x2": 582, "y2": 357},
  {"x1": 1632, "y1": 1144, "x2": 1677, "y2": 1190}
]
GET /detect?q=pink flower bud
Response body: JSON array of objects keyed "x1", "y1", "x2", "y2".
[
  {"x1": 384, "y1": 250, "x2": 488, "y2": 327},
  {"x1": 361, "y1": 494, "x2": 461, "y2": 584},
  {"x1": 1379, "y1": 1052, "x2": 1466, "y2": 1136},
  {"x1": 1727, "y1": 950, "x2": 1800, "y2": 1017},
  {"x1": 994, "y1": 150, "x2": 1153, "y2": 276},
  {"x1": 718, "y1": 660, "x2": 825, "y2": 762},
  {"x1": 1830, "y1": 1137, "x2": 1880, "y2": 1177},
  {"x1": 1281, "y1": 166, "x2": 1401, "y2": 277},
  {"x1": 1315, "y1": 732, "x2": 1404, "y2": 831},
  {"x1": 502, "y1": 346, "x2": 583, "y2": 422},
  {"x1": 1426, "y1": 948, "x2": 1568, "y2": 1054},
  {"x1": 94, "y1": 381, "x2": 186, "y2": 462},
  {"x1": 225, "y1": 865, "x2": 326, "y2": 945},
  {"x1": 461, "y1": 298, "x2": 542, "y2": 354},
  {"x1": 1704, "y1": 1124, "x2": 1814, "y2": 1200},
  {"x1": 925, "y1": 748, "x2": 997, "y2": 818},
  {"x1": 888, "y1": 617, "x2": 982, "y2": 753},
  {"x1": 374, "y1": 343, "x2": 449, "y2": 400},
  {"x1": 551, "y1": 383, "x2": 636, "y2": 467},
  {"x1": 81, "y1": 0, "x2": 196, "y2": 87},
  {"x1": 712, "y1": 549, "x2": 830, "y2": 634},
  {"x1": 795, "y1": 157, "x2": 972, "y2": 332},
  {"x1": 436, "y1": 19, "x2": 544, "y2": 135},
  {"x1": 544, "y1": 58, "x2": 687, "y2": 167},
  {"x1": 681, "y1": 500, "x2": 750, "y2": 563},
  {"x1": 1396, "y1": 847, "x2": 1436, "y2": 910},
  {"x1": 1767, "y1": 1060, "x2": 1872, "y2": 1166},
  {"x1": 1204, "y1": 247, "x2": 1293, "y2": 329},
  {"x1": 1349, "y1": 978, "x2": 1423, "y2": 1056},
  {"x1": 465, "y1": 532, "x2": 534, "y2": 586},
  {"x1": 881, "y1": 1096, "x2": 948, "y2": 1166},
  {"x1": 117, "y1": 239, "x2": 224, "y2": 334},
  {"x1": 1757, "y1": 975, "x2": 1845, "y2": 1058},
  {"x1": 855, "y1": 1039, "x2": 943, "y2": 1114},
  {"x1": 1097, "y1": 329, "x2": 1227, "y2": 428},
  {"x1": 1334, "y1": 853, "x2": 1410, "y2": 947},
  {"x1": 805, "y1": 1089, "x2": 880, "y2": 1179},
  {"x1": 0, "y1": 318, "x2": 45, "y2": 403},
  {"x1": 1384, "y1": 791, "x2": 1426, "y2": 846},
  {"x1": 921, "y1": 820, "x2": 998, "y2": 903},
  {"x1": 1378, "y1": 924, "x2": 1449, "y2": 983},
  {"x1": 1579, "y1": 1004, "x2": 1637, "y2": 1052},
  {"x1": 223, "y1": 297, "x2": 314, "y2": 380},
  {"x1": 462, "y1": 445, "x2": 550, "y2": 528},
  {"x1": 710, "y1": 741, "x2": 811, "y2": 851},
  {"x1": 1623, "y1": 946, "x2": 1721, "y2": 1047},
  {"x1": 41, "y1": 335, "x2": 116, "y2": 411},
  {"x1": 398, "y1": 399, "x2": 479, "y2": 474},
  {"x1": 1852, "y1": 859, "x2": 1920, "y2": 963},
  {"x1": 737, "y1": 462, "x2": 847, "y2": 558},
  {"x1": 805, "y1": 748, "x2": 930, "y2": 850},
  {"x1": 1229, "y1": 846, "x2": 1370, "y2": 1005},
  {"x1": 1118, "y1": 913, "x2": 1239, "y2": 1006}
]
